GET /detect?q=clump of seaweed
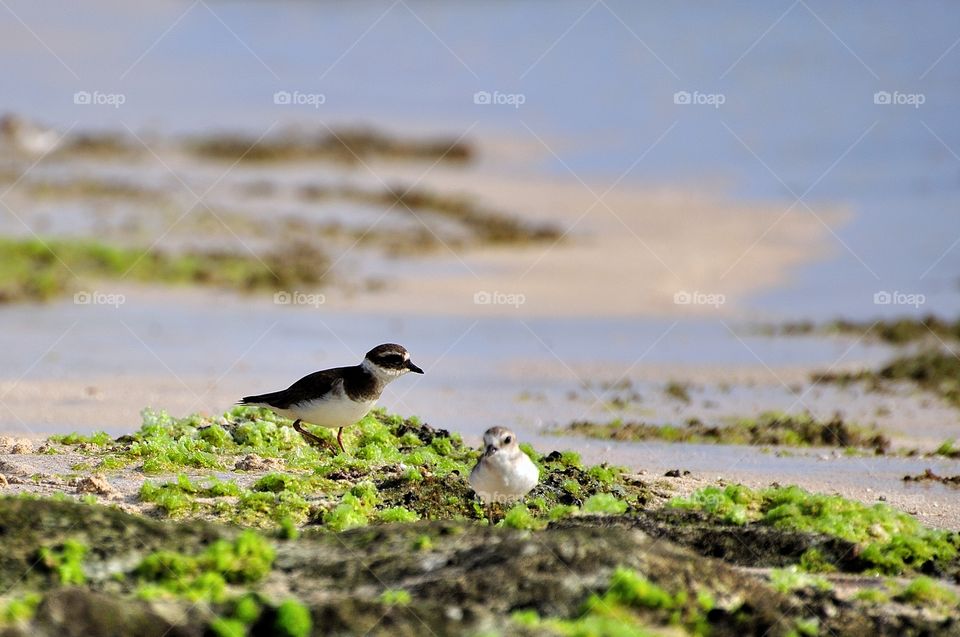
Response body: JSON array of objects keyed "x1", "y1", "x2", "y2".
[
  {"x1": 58, "y1": 132, "x2": 140, "y2": 157},
  {"x1": 558, "y1": 411, "x2": 890, "y2": 453},
  {"x1": 185, "y1": 127, "x2": 472, "y2": 165},
  {"x1": 298, "y1": 183, "x2": 563, "y2": 246},
  {"x1": 768, "y1": 315, "x2": 960, "y2": 346},
  {"x1": 664, "y1": 381, "x2": 692, "y2": 403},
  {"x1": 902, "y1": 469, "x2": 960, "y2": 486},
  {"x1": 814, "y1": 348, "x2": 960, "y2": 408}
]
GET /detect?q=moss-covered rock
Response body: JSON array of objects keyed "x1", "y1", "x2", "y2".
[
  {"x1": 0, "y1": 497, "x2": 821, "y2": 637},
  {"x1": 1, "y1": 488, "x2": 958, "y2": 635}
]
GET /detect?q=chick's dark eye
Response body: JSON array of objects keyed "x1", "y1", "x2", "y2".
[{"x1": 504, "y1": 436, "x2": 512, "y2": 444}]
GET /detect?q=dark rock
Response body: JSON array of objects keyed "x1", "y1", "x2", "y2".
[{"x1": 33, "y1": 589, "x2": 201, "y2": 637}]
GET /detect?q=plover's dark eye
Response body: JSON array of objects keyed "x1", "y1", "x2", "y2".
[{"x1": 504, "y1": 435, "x2": 512, "y2": 444}]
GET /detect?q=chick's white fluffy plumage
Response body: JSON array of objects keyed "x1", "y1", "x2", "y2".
[{"x1": 469, "y1": 426, "x2": 538, "y2": 504}]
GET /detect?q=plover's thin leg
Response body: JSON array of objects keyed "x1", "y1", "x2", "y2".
[
  {"x1": 336, "y1": 427, "x2": 346, "y2": 454},
  {"x1": 293, "y1": 419, "x2": 329, "y2": 449}
]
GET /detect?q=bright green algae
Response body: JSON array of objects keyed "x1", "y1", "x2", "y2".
[
  {"x1": 670, "y1": 484, "x2": 959, "y2": 575},
  {"x1": 0, "y1": 236, "x2": 329, "y2": 304},
  {"x1": 54, "y1": 406, "x2": 640, "y2": 530}
]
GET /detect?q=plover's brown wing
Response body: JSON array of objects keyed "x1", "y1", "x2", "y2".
[{"x1": 240, "y1": 366, "x2": 352, "y2": 409}]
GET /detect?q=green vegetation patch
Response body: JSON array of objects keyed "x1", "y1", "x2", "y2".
[
  {"x1": 558, "y1": 411, "x2": 890, "y2": 452},
  {"x1": 769, "y1": 566, "x2": 832, "y2": 593},
  {"x1": 814, "y1": 348, "x2": 960, "y2": 408},
  {"x1": 37, "y1": 540, "x2": 88, "y2": 585},
  {"x1": 934, "y1": 439, "x2": 960, "y2": 458},
  {"x1": 670, "y1": 484, "x2": 959, "y2": 576},
  {"x1": 134, "y1": 530, "x2": 275, "y2": 602},
  {"x1": 56, "y1": 407, "x2": 640, "y2": 532},
  {"x1": 0, "y1": 236, "x2": 329, "y2": 304},
  {"x1": 513, "y1": 566, "x2": 724, "y2": 637},
  {"x1": 49, "y1": 431, "x2": 112, "y2": 446},
  {"x1": 769, "y1": 315, "x2": 960, "y2": 346},
  {"x1": 854, "y1": 576, "x2": 960, "y2": 612},
  {"x1": 0, "y1": 593, "x2": 41, "y2": 626},
  {"x1": 892, "y1": 576, "x2": 959, "y2": 609}
]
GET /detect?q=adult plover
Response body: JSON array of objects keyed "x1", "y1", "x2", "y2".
[
  {"x1": 239, "y1": 343, "x2": 423, "y2": 453},
  {"x1": 469, "y1": 426, "x2": 539, "y2": 507}
]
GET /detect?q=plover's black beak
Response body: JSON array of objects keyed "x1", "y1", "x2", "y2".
[
  {"x1": 406, "y1": 360, "x2": 424, "y2": 374},
  {"x1": 484, "y1": 444, "x2": 497, "y2": 457}
]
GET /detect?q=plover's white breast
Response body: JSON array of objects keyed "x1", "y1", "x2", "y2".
[
  {"x1": 470, "y1": 451, "x2": 539, "y2": 502},
  {"x1": 285, "y1": 395, "x2": 376, "y2": 429},
  {"x1": 277, "y1": 380, "x2": 377, "y2": 429}
]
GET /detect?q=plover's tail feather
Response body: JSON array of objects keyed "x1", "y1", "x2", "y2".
[{"x1": 239, "y1": 391, "x2": 286, "y2": 407}]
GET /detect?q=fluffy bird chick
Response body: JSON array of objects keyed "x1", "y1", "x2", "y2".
[{"x1": 469, "y1": 426, "x2": 539, "y2": 506}]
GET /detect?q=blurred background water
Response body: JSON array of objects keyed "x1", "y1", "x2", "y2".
[{"x1": 2, "y1": 0, "x2": 959, "y2": 318}]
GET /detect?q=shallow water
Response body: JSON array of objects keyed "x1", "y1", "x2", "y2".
[{"x1": 0, "y1": 291, "x2": 938, "y2": 438}]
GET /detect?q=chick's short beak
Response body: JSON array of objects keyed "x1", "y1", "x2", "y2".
[
  {"x1": 484, "y1": 444, "x2": 497, "y2": 457},
  {"x1": 406, "y1": 360, "x2": 424, "y2": 374}
]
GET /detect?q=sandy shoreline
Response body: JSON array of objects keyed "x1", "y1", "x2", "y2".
[{"x1": 315, "y1": 156, "x2": 847, "y2": 317}]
